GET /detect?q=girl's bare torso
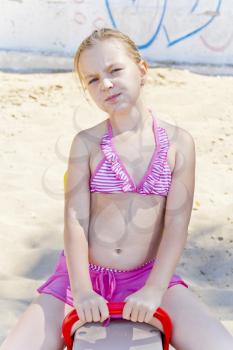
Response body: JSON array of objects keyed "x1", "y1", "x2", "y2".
[{"x1": 86, "y1": 116, "x2": 177, "y2": 270}]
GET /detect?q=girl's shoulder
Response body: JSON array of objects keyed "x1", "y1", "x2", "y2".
[
  {"x1": 156, "y1": 114, "x2": 195, "y2": 151},
  {"x1": 79, "y1": 115, "x2": 195, "y2": 155},
  {"x1": 157, "y1": 115, "x2": 195, "y2": 174},
  {"x1": 75, "y1": 119, "x2": 108, "y2": 153}
]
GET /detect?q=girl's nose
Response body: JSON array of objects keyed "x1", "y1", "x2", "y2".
[{"x1": 101, "y1": 78, "x2": 113, "y2": 90}]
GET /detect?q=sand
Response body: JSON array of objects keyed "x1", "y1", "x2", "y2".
[{"x1": 0, "y1": 67, "x2": 233, "y2": 343}]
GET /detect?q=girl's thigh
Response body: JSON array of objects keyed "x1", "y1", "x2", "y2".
[
  {"x1": 148, "y1": 285, "x2": 233, "y2": 350},
  {"x1": 0, "y1": 293, "x2": 73, "y2": 350}
]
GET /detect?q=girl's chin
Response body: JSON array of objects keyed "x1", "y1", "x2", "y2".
[{"x1": 102, "y1": 102, "x2": 134, "y2": 115}]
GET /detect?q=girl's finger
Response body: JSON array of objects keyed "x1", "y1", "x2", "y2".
[
  {"x1": 137, "y1": 308, "x2": 147, "y2": 323},
  {"x1": 91, "y1": 302, "x2": 101, "y2": 322},
  {"x1": 84, "y1": 306, "x2": 93, "y2": 323},
  {"x1": 131, "y1": 305, "x2": 139, "y2": 322},
  {"x1": 144, "y1": 310, "x2": 155, "y2": 324},
  {"x1": 122, "y1": 302, "x2": 133, "y2": 320},
  {"x1": 76, "y1": 307, "x2": 85, "y2": 322},
  {"x1": 100, "y1": 301, "x2": 110, "y2": 322}
]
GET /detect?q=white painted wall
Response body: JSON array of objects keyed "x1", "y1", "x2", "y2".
[{"x1": 0, "y1": 0, "x2": 233, "y2": 68}]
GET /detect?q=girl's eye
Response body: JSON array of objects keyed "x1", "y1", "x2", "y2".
[
  {"x1": 87, "y1": 68, "x2": 122, "y2": 85},
  {"x1": 111, "y1": 68, "x2": 122, "y2": 73},
  {"x1": 88, "y1": 78, "x2": 98, "y2": 85}
]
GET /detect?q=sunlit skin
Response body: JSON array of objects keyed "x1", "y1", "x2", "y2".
[
  {"x1": 76, "y1": 39, "x2": 170, "y2": 277},
  {"x1": 69, "y1": 38, "x2": 233, "y2": 349},
  {"x1": 78, "y1": 38, "x2": 150, "y2": 134},
  {"x1": 78, "y1": 39, "x2": 170, "y2": 273},
  {"x1": 1, "y1": 37, "x2": 232, "y2": 350},
  {"x1": 76, "y1": 39, "x2": 182, "y2": 327}
]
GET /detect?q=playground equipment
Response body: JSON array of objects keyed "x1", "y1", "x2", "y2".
[
  {"x1": 62, "y1": 301, "x2": 172, "y2": 350},
  {"x1": 62, "y1": 173, "x2": 173, "y2": 349}
]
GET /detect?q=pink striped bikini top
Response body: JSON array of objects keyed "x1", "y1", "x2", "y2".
[{"x1": 89, "y1": 111, "x2": 172, "y2": 196}]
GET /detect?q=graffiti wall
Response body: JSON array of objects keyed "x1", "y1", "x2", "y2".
[{"x1": 0, "y1": 0, "x2": 233, "y2": 65}]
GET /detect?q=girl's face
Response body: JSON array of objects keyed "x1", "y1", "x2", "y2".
[{"x1": 78, "y1": 38, "x2": 147, "y2": 115}]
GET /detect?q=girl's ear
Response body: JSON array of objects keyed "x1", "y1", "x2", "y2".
[
  {"x1": 139, "y1": 60, "x2": 148, "y2": 73},
  {"x1": 138, "y1": 60, "x2": 148, "y2": 86},
  {"x1": 138, "y1": 60, "x2": 148, "y2": 79}
]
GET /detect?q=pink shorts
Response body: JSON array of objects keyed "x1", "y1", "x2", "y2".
[{"x1": 37, "y1": 250, "x2": 188, "y2": 327}]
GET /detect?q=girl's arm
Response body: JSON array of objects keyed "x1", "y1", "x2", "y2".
[
  {"x1": 64, "y1": 131, "x2": 110, "y2": 324},
  {"x1": 64, "y1": 131, "x2": 93, "y2": 295},
  {"x1": 145, "y1": 128, "x2": 196, "y2": 292}
]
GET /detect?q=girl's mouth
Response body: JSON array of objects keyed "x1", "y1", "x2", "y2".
[{"x1": 105, "y1": 93, "x2": 121, "y2": 102}]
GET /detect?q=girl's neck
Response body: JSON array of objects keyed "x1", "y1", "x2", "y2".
[{"x1": 109, "y1": 104, "x2": 150, "y2": 137}]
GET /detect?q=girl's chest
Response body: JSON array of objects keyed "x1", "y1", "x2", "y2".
[{"x1": 89, "y1": 137, "x2": 176, "y2": 185}]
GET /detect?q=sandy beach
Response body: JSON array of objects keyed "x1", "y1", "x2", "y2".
[{"x1": 0, "y1": 67, "x2": 233, "y2": 343}]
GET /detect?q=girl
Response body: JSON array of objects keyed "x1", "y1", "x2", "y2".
[{"x1": 1, "y1": 28, "x2": 232, "y2": 350}]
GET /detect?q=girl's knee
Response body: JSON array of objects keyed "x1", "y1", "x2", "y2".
[
  {"x1": 159, "y1": 285, "x2": 233, "y2": 350},
  {"x1": 1, "y1": 294, "x2": 68, "y2": 350}
]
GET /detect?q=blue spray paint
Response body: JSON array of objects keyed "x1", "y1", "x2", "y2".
[
  {"x1": 105, "y1": 0, "x2": 167, "y2": 49},
  {"x1": 164, "y1": 0, "x2": 222, "y2": 47},
  {"x1": 105, "y1": 0, "x2": 222, "y2": 49}
]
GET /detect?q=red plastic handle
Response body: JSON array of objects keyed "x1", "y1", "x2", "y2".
[{"x1": 62, "y1": 302, "x2": 172, "y2": 350}]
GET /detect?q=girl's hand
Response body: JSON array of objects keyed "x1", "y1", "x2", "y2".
[
  {"x1": 122, "y1": 285, "x2": 163, "y2": 323},
  {"x1": 73, "y1": 290, "x2": 109, "y2": 323}
]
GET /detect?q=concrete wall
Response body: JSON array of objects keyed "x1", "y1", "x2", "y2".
[{"x1": 0, "y1": 0, "x2": 233, "y2": 68}]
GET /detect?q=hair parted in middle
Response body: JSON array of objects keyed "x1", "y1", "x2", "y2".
[{"x1": 74, "y1": 27, "x2": 144, "y2": 91}]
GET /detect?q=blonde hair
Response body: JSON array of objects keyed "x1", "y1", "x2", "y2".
[{"x1": 74, "y1": 27, "x2": 142, "y2": 91}]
